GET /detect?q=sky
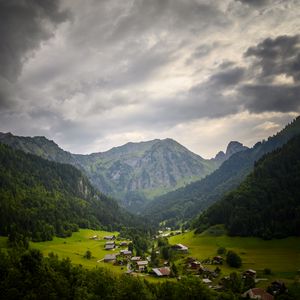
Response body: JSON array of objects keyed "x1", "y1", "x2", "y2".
[{"x1": 0, "y1": 0, "x2": 300, "y2": 158}]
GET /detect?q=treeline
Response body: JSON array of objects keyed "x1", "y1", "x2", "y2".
[
  {"x1": 0, "y1": 248, "x2": 239, "y2": 300},
  {"x1": 0, "y1": 144, "x2": 150, "y2": 242},
  {"x1": 193, "y1": 134, "x2": 300, "y2": 239},
  {"x1": 142, "y1": 117, "x2": 300, "y2": 227}
]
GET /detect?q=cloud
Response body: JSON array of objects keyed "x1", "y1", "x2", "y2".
[
  {"x1": 236, "y1": 0, "x2": 269, "y2": 7},
  {"x1": 0, "y1": 0, "x2": 69, "y2": 81}
]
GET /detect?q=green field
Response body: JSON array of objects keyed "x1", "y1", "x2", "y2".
[
  {"x1": 169, "y1": 229, "x2": 300, "y2": 284},
  {"x1": 29, "y1": 229, "x2": 129, "y2": 274}
]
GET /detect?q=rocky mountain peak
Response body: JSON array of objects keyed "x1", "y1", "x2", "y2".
[{"x1": 225, "y1": 141, "x2": 248, "y2": 158}]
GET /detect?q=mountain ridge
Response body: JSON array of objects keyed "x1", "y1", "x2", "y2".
[{"x1": 0, "y1": 133, "x2": 246, "y2": 212}]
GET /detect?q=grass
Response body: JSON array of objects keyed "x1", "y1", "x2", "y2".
[
  {"x1": 169, "y1": 229, "x2": 300, "y2": 286},
  {"x1": 30, "y1": 229, "x2": 130, "y2": 274}
]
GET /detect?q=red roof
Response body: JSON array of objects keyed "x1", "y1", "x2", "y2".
[{"x1": 244, "y1": 288, "x2": 274, "y2": 300}]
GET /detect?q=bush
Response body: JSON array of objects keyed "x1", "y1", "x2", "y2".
[
  {"x1": 217, "y1": 247, "x2": 227, "y2": 255},
  {"x1": 226, "y1": 251, "x2": 242, "y2": 268}
]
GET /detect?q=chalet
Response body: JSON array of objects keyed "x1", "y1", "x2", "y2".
[
  {"x1": 131, "y1": 256, "x2": 141, "y2": 262},
  {"x1": 120, "y1": 241, "x2": 128, "y2": 247},
  {"x1": 243, "y1": 269, "x2": 257, "y2": 279},
  {"x1": 136, "y1": 261, "x2": 148, "y2": 272},
  {"x1": 104, "y1": 235, "x2": 115, "y2": 240},
  {"x1": 191, "y1": 261, "x2": 202, "y2": 269},
  {"x1": 172, "y1": 244, "x2": 188, "y2": 252},
  {"x1": 104, "y1": 254, "x2": 116, "y2": 262},
  {"x1": 202, "y1": 278, "x2": 212, "y2": 284},
  {"x1": 213, "y1": 256, "x2": 223, "y2": 264},
  {"x1": 242, "y1": 288, "x2": 274, "y2": 300},
  {"x1": 120, "y1": 250, "x2": 132, "y2": 257},
  {"x1": 268, "y1": 281, "x2": 287, "y2": 295},
  {"x1": 105, "y1": 244, "x2": 115, "y2": 250},
  {"x1": 152, "y1": 267, "x2": 171, "y2": 277}
]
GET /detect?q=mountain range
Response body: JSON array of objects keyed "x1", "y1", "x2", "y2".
[
  {"x1": 142, "y1": 116, "x2": 300, "y2": 227},
  {"x1": 0, "y1": 133, "x2": 247, "y2": 212}
]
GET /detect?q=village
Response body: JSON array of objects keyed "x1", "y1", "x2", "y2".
[{"x1": 88, "y1": 231, "x2": 287, "y2": 300}]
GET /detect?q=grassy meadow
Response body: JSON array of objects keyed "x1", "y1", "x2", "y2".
[
  {"x1": 30, "y1": 229, "x2": 129, "y2": 274},
  {"x1": 169, "y1": 229, "x2": 300, "y2": 285}
]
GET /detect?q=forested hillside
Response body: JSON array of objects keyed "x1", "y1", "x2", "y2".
[
  {"x1": 194, "y1": 134, "x2": 300, "y2": 238},
  {"x1": 0, "y1": 144, "x2": 141, "y2": 242},
  {"x1": 142, "y1": 117, "x2": 300, "y2": 226}
]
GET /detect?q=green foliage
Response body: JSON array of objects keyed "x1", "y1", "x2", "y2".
[
  {"x1": 217, "y1": 247, "x2": 227, "y2": 255},
  {"x1": 226, "y1": 251, "x2": 242, "y2": 268},
  {"x1": 83, "y1": 250, "x2": 92, "y2": 259},
  {"x1": 143, "y1": 116, "x2": 300, "y2": 225},
  {"x1": 194, "y1": 134, "x2": 300, "y2": 238},
  {"x1": 0, "y1": 248, "x2": 236, "y2": 300},
  {"x1": 0, "y1": 143, "x2": 148, "y2": 242}
]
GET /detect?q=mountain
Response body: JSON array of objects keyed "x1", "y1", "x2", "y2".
[
  {"x1": 142, "y1": 116, "x2": 300, "y2": 227},
  {"x1": 194, "y1": 134, "x2": 300, "y2": 238},
  {"x1": 212, "y1": 141, "x2": 248, "y2": 163},
  {"x1": 0, "y1": 143, "x2": 141, "y2": 242},
  {"x1": 0, "y1": 134, "x2": 238, "y2": 212}
]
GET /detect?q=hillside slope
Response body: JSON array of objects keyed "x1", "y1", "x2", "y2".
[
  {"x1": 0, "y1": 144, "x2": 139, "y2": 242},
  {"x1": 0, "y1": 134, "x2": 243, "y2": 212},
  {"x1": 142, "y1": 116, "x2": 300, "y2": 226},
  {"x1": 194, "y1": 134, "x2": 300, "y2": 238}
]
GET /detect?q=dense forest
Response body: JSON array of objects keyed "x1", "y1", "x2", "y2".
[
  {"x1": 142, "y1": 116, "x2": 300, "y2": 227},
  {"x1": 193, "y1": 134, "x2": 300, "y2": 239},
  {"x1": 0, "y1": 144, "x2": 148, "y2": 243}
]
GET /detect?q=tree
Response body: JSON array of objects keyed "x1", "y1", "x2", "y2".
[
  {"x1": 226, "y1": 251, "x2": 242, "y2": 268},
  {"x1": 84, "y1": 250, "x2": 92, "y2": 259}
]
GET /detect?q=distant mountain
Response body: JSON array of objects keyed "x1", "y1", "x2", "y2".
[
  {"x1": 73, "y1": 138, "x2": 224, "y2": 212},
  {"x1": 142, "y1": 117, "x2": 300, "y2": 227},
  {"x1": 194, "y1": 134, "x2": 300, "y2": 238},
  {"x1": 0, "y1": 134, "x2": 240, "y2": 212},
  {"x1": 212, "y1": 141, "x2": 248, "y2": 163},
  {"x1": 0, "y1": 143, "x2": 141, "y2": 242}
]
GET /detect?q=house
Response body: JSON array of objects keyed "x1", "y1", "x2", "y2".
[
  {"x1": 104, "y1": 254, "x2": 116, "y2": 262},
  {"x1": 120, "y1": 250, "x2": 132, "y2": 257},
  {"x1": 242, "y1": 288, "x2": 274, "y2": 300},
  {"x1": 104, "y1": 235, "x2": 115, "y2": 240},
  {"x1": 89, "y1": 235, "x2": 98, "y2": 240},
  {"x1": 152, "y1": 267, "x2": 171, "y2": 277},
  {"x1": 120, "y1": 241, "x2": 128, "y2": 247},
  {"x1": 136, "y1": 260, "x2": 148, "y2": 272},
  {"x1": 191, "y1": 261, "x2": 202, "y2": 269},
  {"x1": 268, "y1": 281, "x2": 287, "y2": 295},
  {"x1": 213, "y1": 256, "x2": 223, "y2": 264},
  {"x1": 202, "y1": 278, "x2": 212, "y2": 284},
  {"x1": 131, "y1": 256, "x2": 141, "y2": 262},
  {"x1": 172, "y1": 244, "x2": 188, "y2": 252},
  {"x1": 105, "y1": 244, "x2": 115, "y2": 250},
  {"x1": 243, "y1": 269, "x2": 257, "y2": 279}
]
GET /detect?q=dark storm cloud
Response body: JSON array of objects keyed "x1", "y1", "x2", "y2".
[
  {"x1": 209, "y1": 67, "x2": 245, "y2": 87},
  {"x1": 240, "y1": 84, "x2": 300, "y2": 113},
  {"x1": 237, "y1": 34, "x2": 300, "y2": 113},
  {"x1": 0, "y1": 0, "x2": 69, "y2": 81},
  {"x1": 245, "y1": 35, "x2": 300, "y2": 82},
  {"x1": 0, "y1": 0, "x2": 69, "y2": 110}
]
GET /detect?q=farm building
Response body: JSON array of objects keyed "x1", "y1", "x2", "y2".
[
  {"x1": 172, "y1": 244, "x2": 188, "y2": 252},
  {"x1": 120, "y1": 241, "x2": 128, "y2": 246},
  {"x1": 242, "y1": 288, "x2": 274, "y2": 300},
  {"x1": 120, "y1": 250, "x2": 132, "y2": 257},
  {"x1": 104, "y1": 235, "x2": 115, "y2": 240},
  {"x1": 243, "y1": 269, "x2": 257, "y2": 279},
  {"x1": 136, "y1": 261, "x2": 148, "y2": 272},
  {"x1": 131, "y1": 256, "x2": 141, "y2": 262},
  {"x1": 105, "y1": 244, "x2": 115, "y2": 250},
  {"x1": 152, "y1": 267, "x2": 171, "y2": 277},
  {"x1": 104, "y1": 254, "x2": 117, "y2": 262}
]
